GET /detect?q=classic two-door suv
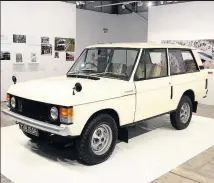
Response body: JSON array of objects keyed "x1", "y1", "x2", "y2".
[{"x1": 2, "y1": 43, "x2": 208, "y2": 165}]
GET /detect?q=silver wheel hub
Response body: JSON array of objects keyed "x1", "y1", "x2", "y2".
[
  {"x1": 91, "y1": 124, "x2": 112, "y2": 155},
  {"x1": 180, "y1": 103, "x2": 190, "y2": 124}
]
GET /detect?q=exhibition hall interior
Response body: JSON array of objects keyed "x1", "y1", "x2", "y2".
[{"x1": 1, "y1": 1, "x2": 214, "y2": 183}]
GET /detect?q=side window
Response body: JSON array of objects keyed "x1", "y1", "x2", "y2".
[
  {"x1": 168, "y1": 49, "x2": 199, "y2": 75},
  {"x1": 145, "y1": 49, "x2": 168, "y2": 79},
  {"x1": 134, "y1": 49, "x2": 168, "y2": 80},
  {"x1": 181, "y1": 50, "x2": 199, "y2": 73},
  {"x1": 110, "y1": 49, "x2": 138, "y2": 76}
]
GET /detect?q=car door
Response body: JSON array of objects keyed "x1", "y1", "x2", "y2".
[
  {"x1": 168, "y1": 48, "x2": 203, "y2": 109},
  {"x1": 134, "y1": 48, "x2": 172, "y2": 121}
]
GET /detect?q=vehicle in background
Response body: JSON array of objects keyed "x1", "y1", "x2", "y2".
[{"x1": 196, "y1": 49, "x2": 214, "y2": 69}]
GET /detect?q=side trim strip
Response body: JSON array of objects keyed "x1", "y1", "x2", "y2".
[{"x1": 121, "y1": 110, "x2": 176, "y2": 128}]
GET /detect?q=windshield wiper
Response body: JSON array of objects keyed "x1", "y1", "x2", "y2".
[
  {"x1": 80, "y1": 69, "x2": 98, "y2": 73},
  {"x1": 98, "y1": 72, "x2": 128, "y2": 77},
  {"x1": 67, "y1": 71, "x2": 80, "y2": 75},
  {"x1": 67, "y1": 74, "x2": 100, "y2": 80},
  {"x1": 93, "y1": 72, "x2": 128, "y2": 80}
]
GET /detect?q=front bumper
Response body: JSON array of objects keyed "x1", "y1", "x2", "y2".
[{"x1": 1, "y1": 108, "x2": 71, "y2": 136}]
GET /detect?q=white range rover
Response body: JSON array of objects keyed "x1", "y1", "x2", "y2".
[{"x1": 2, "y1": 43, "x2": 208, "y2": 165}]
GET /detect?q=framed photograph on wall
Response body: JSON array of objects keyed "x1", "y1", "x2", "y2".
[
  {"x1": 28, "y1": 52, "x2": 38, "y2": 64},
  {"x1": 55, "y1": 52, "x2": 59, "y2": 58},
  {"x1": 41, "y1": 37, "x2": 49, "y2": 44},
  {"x1": 54, "y1": 37, "x2": 75, "y2": 52},
  {"x1": 13, "y1": 53, "x2": 24, "y2": 64},
  {"x1": 1, "y1": 34, "x2": 12, "y2": 44},
  {"x1": 1, "y1": 51, "x2": 11, "y2": 60},
  {"x1": 27, "y1": 36, "x2": 40, "y2": 46},
  {"x1": 13, "y1": 34, "x2": 26, "y2": 43},
  {"x1": 41, "y1": 44, "x2": 52, "y2": 55},
  {"x1": 66, "y1": 52, "x2": 74, "y2": 61}
]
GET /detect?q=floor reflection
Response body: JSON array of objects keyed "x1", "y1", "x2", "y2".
[{"x1": 24, "y1": 115, "x2": 172, "y2": 165}]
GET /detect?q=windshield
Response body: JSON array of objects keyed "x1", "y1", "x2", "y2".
[{"x1": 67, "y1": 47, "x2": 140, "y2": 80}]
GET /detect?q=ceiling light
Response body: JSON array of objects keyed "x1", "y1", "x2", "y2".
[
  {"x1": 79, "y1": 1, "x2": 85, "y2": 5},
  {"x1": 137, "y1": 1, "x2": 144, "y2": 6},
  {"x1": 147, "y1": 1, "x2": 153, "y2": 7},
  {"x1": 76, "y1": 1, "x2": 85, "y2": 6},
  {"x1": 160, "y1": 1, "x2": 164, "y2": 4}
]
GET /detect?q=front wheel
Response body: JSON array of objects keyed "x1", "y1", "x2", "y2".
[
  {"x1": 76, "y1": 114, "x2": 118, "y2": 165},
  {"x1": 170, "y1": 95, "x2": 193, "y2": 130}
]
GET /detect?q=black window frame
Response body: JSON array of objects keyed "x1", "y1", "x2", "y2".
[
  {"x1": 134, "y1": 48, "x2": 169, "y2": 81},
  {"x1": 168, "y1": 48, "x2": 200, "y2": 76}
]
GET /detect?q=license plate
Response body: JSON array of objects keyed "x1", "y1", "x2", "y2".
[{"x1": 19, "y1": 124, "x2": 39, "y2": 137}]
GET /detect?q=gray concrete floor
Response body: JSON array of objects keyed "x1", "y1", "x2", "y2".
[
  {"x1": 1, "y1": 102, "x2": 214, "y2": 183},
  {"x1": 152, "y1": 104, "x2": 214, "y2": 183},
  {"x1": 152, "y1": 146, "x2": 214, "y2": 183}
]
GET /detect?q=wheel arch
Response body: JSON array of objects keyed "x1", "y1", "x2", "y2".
[
  {"x1": 182, "y1": 89, "x2": 195, "y2": 103},
  {"x1": 182, "y1": 89, "x2": 198, "y2": 112},
  {"x1": 81, "y1": 108, "x2": 120, "y2": 135}
]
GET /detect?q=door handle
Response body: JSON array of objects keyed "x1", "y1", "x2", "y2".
[
  {"x1": 125, "y1": 90, "x2": 134, "y2": 93},
  {"x1": 170, "y1": 86, "x2": 173, "y2": 99}
]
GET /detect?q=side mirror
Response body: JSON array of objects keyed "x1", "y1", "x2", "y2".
[
  {"x1": 75, "y1": 82, "x2": 82, "y2": 92},
  {"x1": 12, "y1": 75, "x2": 17, "y2": 84},
  {"x1": 73, "y1": 82, "x2": 82, "y2": 95}
]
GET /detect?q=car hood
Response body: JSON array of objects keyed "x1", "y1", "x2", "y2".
[{"x1": 7, "y1": 75, "x2": 134, "y2": 106}]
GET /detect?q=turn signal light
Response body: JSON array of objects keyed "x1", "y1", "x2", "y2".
[
  {"x1": 60, "y1": 107, "x2": 73, "y2": 117},
  {"x1": 59, "y1": 107, "x2": 73, "y2": 124},
  {"x1": 6, "y1": 94, "x2": 10, "y2": 101},
  {"x1": 6, "y1": 94, "x2": 10, "y2": 107}
]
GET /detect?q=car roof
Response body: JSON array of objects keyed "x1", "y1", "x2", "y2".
[{"x1": 86, "y1": 42, "x2": 195, "y2": 49}]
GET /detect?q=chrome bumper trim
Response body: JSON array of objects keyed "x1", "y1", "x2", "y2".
[{"x1": 1, "y1": 108, "x2": 70, "y2": 136}]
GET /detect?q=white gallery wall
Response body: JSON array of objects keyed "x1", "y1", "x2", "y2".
[
  {"x1": 1, "y1": 1, "x2": 76, "y2": 101},
  {"x1": 1, "y1": 2, "x2": 148, "y2": 101},
  {"x1": 148, "y1": 1, "x2": 214, "y2": 42},
  {"x1": 76, "y1": 9, "x2": 148, "y2": 57},
  {"x1": 148, "y1": 1, "x2": 214, "y2": 106},
  {"x1": 76, "y1": 9, "x2": 118, "y2": 57}
]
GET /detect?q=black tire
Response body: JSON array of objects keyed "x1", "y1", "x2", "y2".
[
  {"x1": 22, "y1": 130, "x2": 49, "y2": 142},
  {"x1": 76, "y1": 113, "x2": 118, "y2": 165},
  {"x1": 170, "y1": 95, "x2": 193, "y2": 130}
]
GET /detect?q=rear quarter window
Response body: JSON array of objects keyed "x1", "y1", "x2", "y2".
[{"x1": 168, "y1": 49, "x2": 199, "y2": 75}]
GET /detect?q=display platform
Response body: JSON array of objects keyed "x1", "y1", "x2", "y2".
[{"x1": 1, "y1": 115, "x2": 214, "y2": 183}]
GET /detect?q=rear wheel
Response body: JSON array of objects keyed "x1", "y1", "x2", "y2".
[
  {"x1": 76, "y1": 113, "x2": 118, "y2": 165},
  {"x1": 170, "y1": 95, "x2": 193, "y2": 130}
]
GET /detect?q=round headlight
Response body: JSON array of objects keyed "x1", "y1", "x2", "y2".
[
  {"x1": 50, "y1": 107, "x2": 58, "y2": 120},
  {"x1": 11, "y1": 97, "x2": 16, "y2": 108}
]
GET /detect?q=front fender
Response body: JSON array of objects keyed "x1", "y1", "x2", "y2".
[{"x1": 69, "y1": 95, "x2": 136, "y2": 136}]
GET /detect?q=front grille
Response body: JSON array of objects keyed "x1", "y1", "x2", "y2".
[{"x1": 10, "y1": 95, "x2": 60, "y2": 125}]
